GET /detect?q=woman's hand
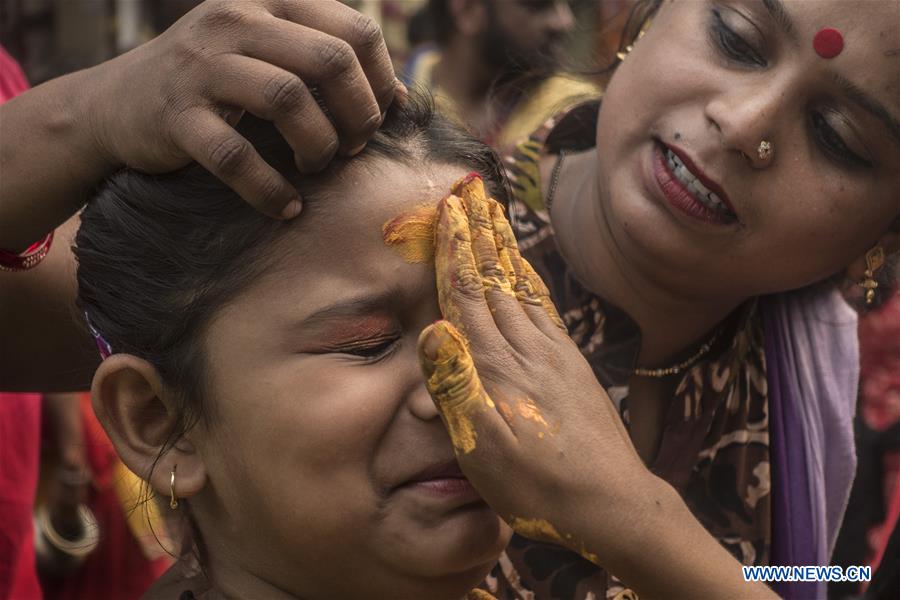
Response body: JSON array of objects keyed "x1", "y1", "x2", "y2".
[
  {"x1": 1, "y1": 0, "x2": 399, "y2": 389},
  {"x1": 89, "y1": 0, "x2": 401, "y2": 219},
  {"x1": 417, "y1": 175, "x2": 648, "y2": 556},
  {"x1": 416, "y1": 175, "x2": 777, "y2": 599},
  {"x1": 1, "y1": 0, "x2": 401, "y2": 252}
]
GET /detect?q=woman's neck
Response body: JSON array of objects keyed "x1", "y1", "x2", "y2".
[{"x1": 547, "y1": 149, "x2": 742, "y2": 369}]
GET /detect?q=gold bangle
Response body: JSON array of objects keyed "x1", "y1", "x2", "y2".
[{"x1": 34, "y1": 504, "x2": 100, "y2": 559}]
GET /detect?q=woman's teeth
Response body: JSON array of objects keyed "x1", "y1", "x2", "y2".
[{"x1": 664, "y1": 148, "x2": 730, "y2": 215}]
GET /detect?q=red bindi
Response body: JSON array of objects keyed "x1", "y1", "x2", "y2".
[{"x1": 813, "y1": 28, "x2": 844, "y2": 59}]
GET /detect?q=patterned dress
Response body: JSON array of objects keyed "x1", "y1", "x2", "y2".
[{"x1": 485, "y1": 102, "x2": 772, "y2": 599}]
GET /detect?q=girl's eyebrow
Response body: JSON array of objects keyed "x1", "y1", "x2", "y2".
[
  {"x1": 301, "y1": 296, "x2": 389, "y2": 326},
  {"x1": 295, "y1": 288, "x2": 404, "y2": 329}
]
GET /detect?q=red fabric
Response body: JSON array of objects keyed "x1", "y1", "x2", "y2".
[
  {"x1": 0, "y1": 394, "x2": 42, "y2": 600},
  {"x1": 0, "y1": 46, "x2": 29, "y2": 103},
  {"x1": 859, "y1": 292, "x2": 900, "y2": 432},
  {"x1": 40, "y1": 395, "x2": 169, "y2": 600},
  {"x1": 869, "y1": 452, "x2": 900, "y2": 574},
  {"x1": 858, "y1": 292, "x2": 900, "y2": 580},
  {"x1": 0, "y1": 48, "x2": 41, "y2": 600}
]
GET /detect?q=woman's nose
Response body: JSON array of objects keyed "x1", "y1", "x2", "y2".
[
  {"x1": 704, "y1": 83, "x2": 784, "y2": 168},
  {"x1": 549, "y1": 0, "x2": 575, "y2": 34}
]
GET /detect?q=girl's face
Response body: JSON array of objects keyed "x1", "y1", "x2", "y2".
[
  {"x1": 192, "y1": 161, "x2": 510, "y2": 598},
  {"x1": 596, "y1": 0, "x2": 900, "y2": 301}
]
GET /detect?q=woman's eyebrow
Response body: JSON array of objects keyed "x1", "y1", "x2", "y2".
[
  {"x1": 830, "y1": 72, "x2": 900, "y2": 149},
  {"x1": 762, "y1": 0, "x2": 796, "y2": 42},
  {"x1": 761, "y1": 0, "x2": 900, "y2": 149}
]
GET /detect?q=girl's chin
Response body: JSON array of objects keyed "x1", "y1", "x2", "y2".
[{"x1": 390, "y1": 512, "x2": 510, "y2": 580}]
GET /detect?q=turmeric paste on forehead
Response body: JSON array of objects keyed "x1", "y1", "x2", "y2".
[
  {"x1": 380, "y1": 173, "x2": 489, "y2": 266},
  {"x1": 381, "y1": 202, "x2": 439, "y2": 264}
]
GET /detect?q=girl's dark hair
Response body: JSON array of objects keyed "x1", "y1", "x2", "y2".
[{"x1": 76, "y1": 90, "x2": 508, "y2": 448}]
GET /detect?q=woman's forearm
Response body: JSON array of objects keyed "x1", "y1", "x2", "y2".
[
  {"x1": 0, "y1": 67, "x2": 115, "y2": 252},
  {"x1": 0, "y1": 216, "x2": 99, "y2": 391},
  {"x1": 593, "y1": 475, "x2": 777, "y2": 599}
]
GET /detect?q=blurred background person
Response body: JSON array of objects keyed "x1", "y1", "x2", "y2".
[
  {"x1": 403, "y1": 0, "x2": 599, "y2": 152},
  {"x1": 34, "y1": 393, "x2": 172, "y2": 600}
]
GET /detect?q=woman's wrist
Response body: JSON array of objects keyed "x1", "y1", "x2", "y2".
[
  {"x1": 601, "y1": 476, "x2": 776, "y2": 598},
  {"x1": 566, "y1": 465, "x2": 669, "y2": 564},
  {"x1": 0, "y1": 67, "x2": 119, "y2": 251},
  {"x1": 57, "y1": 65, "x2": 123, "y2": 187}
]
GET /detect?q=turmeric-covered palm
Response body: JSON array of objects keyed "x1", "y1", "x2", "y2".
[{"x1": 413, "y1": 174, "x2": 646, "y2": 566}]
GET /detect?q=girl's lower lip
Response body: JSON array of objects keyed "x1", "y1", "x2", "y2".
[
  {"x1": 651, "y1": 143, "x2": 733, "y2": 226},
  {"x1": 407, "y1": 477, "x2": 479, "y2": 498}
]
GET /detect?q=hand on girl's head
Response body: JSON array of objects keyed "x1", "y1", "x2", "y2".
[{"x1": 88, "y1": 0, "x2": 403, "y2": 220}]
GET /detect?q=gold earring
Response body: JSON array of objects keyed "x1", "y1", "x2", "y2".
[
  {"x1": 169, "y1": 465, "x2": 178, "y2": 509},
  {"x1": 616, "y1": 45, "x2": 634, "y2": 61},
  {"x1": 757, "y1": 140, "x2": 773, "y2": 161},
  {"x1": 616, "y1": 25, "x2": 649, "y2": 61},
  {"x1": 858, "y1": 246, "x2": 885, "y2": 304}
]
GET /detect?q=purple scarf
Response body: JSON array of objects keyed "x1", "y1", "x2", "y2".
[{"x1": 763, "y1": 288, "x2": 859, "y2": 599}]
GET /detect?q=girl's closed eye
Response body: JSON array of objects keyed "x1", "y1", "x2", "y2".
[
  {"x1": 336, "y1": 335, "x2": 402, "y2": 363},
  {"x1": 305, "y1": 316, "x2": 404, "y2": 363}
]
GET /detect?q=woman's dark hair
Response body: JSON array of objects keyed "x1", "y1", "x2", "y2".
[{"x1": 76, "y1": 90, "x2": 508, "y2": 449}]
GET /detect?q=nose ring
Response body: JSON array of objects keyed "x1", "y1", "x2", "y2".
[{"x1": 757, "y1": 140, "x2": 773, "y2": 161}]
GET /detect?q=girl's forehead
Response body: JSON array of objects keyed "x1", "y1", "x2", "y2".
[
  {"x1": 272, "y1": 161, "x2": 465, "y2": 275},
  {"x1": 305, "y1": 161, "x2": 464, "y2": 231}
]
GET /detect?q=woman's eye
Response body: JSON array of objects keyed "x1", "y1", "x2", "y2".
[
  {"x1": 710, "y1": 9, "x2": 766, "y2": 67},
  {"x1": 810, "y1": 111, "x2": 872, "y2": 169},
  {"x1": 340, "y1": 337, "x2": 400, "y2": 362}
]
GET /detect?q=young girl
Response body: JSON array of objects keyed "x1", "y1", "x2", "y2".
[{"x1": 75, "y1": 98, "x2": 513, "y2": 599}]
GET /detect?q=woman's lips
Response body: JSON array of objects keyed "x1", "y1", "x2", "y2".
[
  {"x1": 651, "y1": 141, "x2": 737, "y2": 226},
  {"x1": 665, "y1": 143, "x2": 735, "y2": 214}
]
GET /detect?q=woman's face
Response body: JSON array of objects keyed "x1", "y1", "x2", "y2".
[
  {"x1": 192, "y1": 160, "x2": 510, "y2": 598},
  {"x1": 596, "y1": 0, "x2": 900, "y2": 300}
]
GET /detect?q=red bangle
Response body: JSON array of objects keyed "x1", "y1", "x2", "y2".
[{"x1": 0, "y1": 232, "x2": 54, "y2": 272}]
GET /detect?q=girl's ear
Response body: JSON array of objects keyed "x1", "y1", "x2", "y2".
[{"x1": 91, "y1": 354, "x2": 206, "y2": 502}]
